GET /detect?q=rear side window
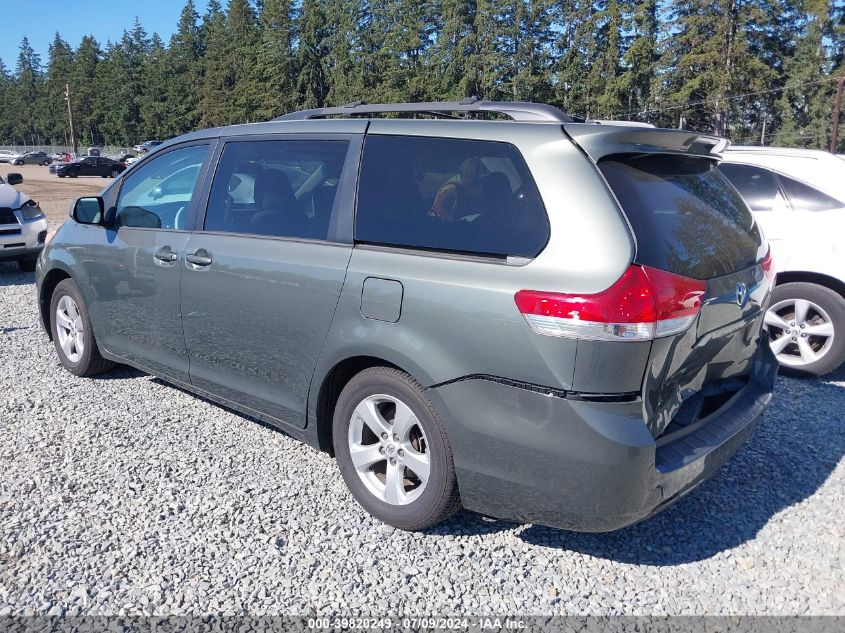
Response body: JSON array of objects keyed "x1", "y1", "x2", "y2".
[
  {"x1": 599, "y1": 154, "x2": 762, "y2": 279},
  {"x1": 204, "y1": 139, "x2": 349, "y2": 241},
  {"x1": 718, "y1": 163, "x2": 780, "y2": 212},
  {"x1": 779, "y1": 174, "x2": 844, "y2": 212},
  {"x1": 356, "y1": 135, "x2": 549, "y2": 258}
]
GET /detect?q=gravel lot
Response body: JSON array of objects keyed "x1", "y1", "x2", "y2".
[{"x1": 1, "y1": 253, "x2": 843, "y2": 616}]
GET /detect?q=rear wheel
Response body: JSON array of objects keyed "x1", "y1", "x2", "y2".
[
  {"x1": 41, "y1": 160, "x2": 50, "y2": 166},
  {"x1": 50, "y1": 279, "x2": 114, "y2": 377},
  {"x1": 333, "y1": 367, "x2": 460, "y2": 530},
  {"x1": 110, "y1": 169, "x2": 120, "y2": 178},
  {"x1": 765, "y1": 282, "x2": 845, "y2": 376},
  {"x1": 14, "y1": 160, "x2": 23, "y2": 166}
]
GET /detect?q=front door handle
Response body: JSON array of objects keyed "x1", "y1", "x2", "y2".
[
  {"x1": 154, "y1": 246, "x2": 177, "y2": 262},
  {"x1": 185, "y1": 249, "x2": 213, "y2": 267}
]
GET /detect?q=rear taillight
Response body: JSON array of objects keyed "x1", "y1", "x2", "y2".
[
  {"x1": 761, "y1": 247, "x2": 776, "y2": 285},
  {"x1": 515, "y1": 265, "x2": 706, "y2": 342}
]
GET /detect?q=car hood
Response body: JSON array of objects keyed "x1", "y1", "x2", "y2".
[{"x1": 0, "y1": 183, "x2": 30, "y2": 209}]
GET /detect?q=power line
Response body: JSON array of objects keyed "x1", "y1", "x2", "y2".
[{"x1": 615, "y1": 76, "x2": 844, "y2": 120}]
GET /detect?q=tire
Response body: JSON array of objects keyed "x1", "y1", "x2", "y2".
[
  {"x1": 110, "y1": 169, "x2": 120, "y2": 178},
  {"x1": 68, "y1": 170, "x2": 78, "y2": 178},
  {"x1": 766, "y1": 282, "x2": 845, "y2": 376},
  {"x1": 333, "y1": 366, "x2": 461, "y2": 530},
  {"x1": 14, "y1": 160, "x2": 23, "y2": 166},
  {"x1": 17, "y1": 258, "x2": 36, "y2": 272},
  {"x1": 49, "y1": 279, "x2": 114, "y2": 377},
  {"x1": 58, "y1": 174, "x2": 65, "y2": 178},
  {"x1": 42, "y1": 161, "x2": 50, "y2": 166}
]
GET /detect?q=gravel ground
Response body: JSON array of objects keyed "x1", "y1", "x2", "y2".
[{"x1": 1, "y1": 258, "x2": 843, "y2": 617}]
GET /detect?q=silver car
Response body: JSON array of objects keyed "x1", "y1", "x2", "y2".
[
  {"x1": 35, "y1": 101, "x2": 778, "y2": 532},
  {"x1": 0, "y1": 172, "x2": 48, "y2": 271}
]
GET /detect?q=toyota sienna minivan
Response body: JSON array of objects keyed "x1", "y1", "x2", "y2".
[{"x1": 35, "y1": 100, "x2": 778, "y2": 532}]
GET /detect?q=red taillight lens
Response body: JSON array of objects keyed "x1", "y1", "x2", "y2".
[
  {"x1": 761, "y1": 247, "x2": 776, "y2": 285},
  {"x1": 515, "y1": 265, "x2": 706, "y2": 341}
]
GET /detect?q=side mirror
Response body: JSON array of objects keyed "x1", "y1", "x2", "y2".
[
  {"x1": 72, "y1": 197, "x2": 104, "y2": 225},
  {"x1": 6, "y1": 173, "x2": 23, "y2": 186}
]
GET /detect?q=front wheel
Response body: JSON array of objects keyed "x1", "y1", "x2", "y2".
[
  {"x1": 765, "y1": 282, "x2": 845, "y2": 376},
  {"x1": 333, "y1": 367, "x2": 460, "y2": 530},
  {"x1": 42, "y1": 161, "x2": 50, "y2": 166},
  {"x1": 50, "y1": 279, "x2": 114, "y2": 377}
]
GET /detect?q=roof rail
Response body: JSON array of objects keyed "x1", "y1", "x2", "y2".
[{"x1": 274, "y1": 98, "x2": 580, "y2": 123}]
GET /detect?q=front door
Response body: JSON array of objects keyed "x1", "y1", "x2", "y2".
[
  {"x1": 180, "y1": 136, "x2": 360, "y2": 427},
  {"x1": 87, "y1": 143, "x2": 212, "y2": 382}
]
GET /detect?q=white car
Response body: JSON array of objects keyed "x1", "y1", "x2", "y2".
[
  {"x1": 0, "y1": 172, "x2": 48, "y2": 271},
  {"x1": 720, "y1": 146, "x2": 845, "y2": 375}
]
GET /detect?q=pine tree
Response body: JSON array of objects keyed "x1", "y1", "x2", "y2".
[
  {"x1": 774, "y1": 0, "x2": 834, "y2": 147},
  {"x1": 0, "y1": 58, "x2": 12, "y2": 142},
  {"x1": 140, "y1": 33, "x2": 170, "y2": 138},
  {"x1": 257, "y1": 0, "x2": 298, "y2": 116},
  {"x1": 296, "y1": 0, "x2": 330, "y2": 108},
  {"x1": 199, "y1": 0, "x2": 233, "y2": 126},
  {"x1": 70, "y1": 36, "x2": 101, "y2": 145},
  {"x1": 11, "y1": 37, "x2": 44, "y2": 145},
  {"x1": 164, "y1": 0, "x2": 203, "y2": 135},
  {"x1": 44, "y1": 33, "x2": 75, "y2": 144},
  {"x1": 227, "y1": 0, "x2": 261, "y2": 122},
  {"x1": 324, "y1": 0, "x2": 366, "y2": 106}
]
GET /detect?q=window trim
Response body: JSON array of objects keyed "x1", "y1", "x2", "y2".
[
  {"x1": 108, "y1": 139, "x2": 217, "y2": 233},
  {"x1": 194, "y1": 133, "x2": 362, "y2": 244},
  {"x1": 352, "y1": 132, "x2": 551, "y2": 259}
]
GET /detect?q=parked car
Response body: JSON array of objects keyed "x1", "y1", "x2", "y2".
[
  {"x1": 0, "y1": 172, "x2": 48, "y2": 271},
  {"x1": 110, "y1": 152, "x2": 136, "y2": 164},
  {"x1": 720, "y1": 146, "x2": 845, "y2": 375},
  {"x1": 54, "y1": 156, "x2": 126, "y2": 179},
  {"x1": 11, "y1": 151, "x2": 52, "y2": 166},
  {"x1": 133, "y1": 140, "x2": 163, "y2": 154},
  {"x1": 0, "y1": 150, "x2": 18, "y2": 163},
  {"x1": 36, "y1": 100, "x2": 777, "y2": 532}
]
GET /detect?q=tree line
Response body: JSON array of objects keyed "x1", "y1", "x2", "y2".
[{"x1": 1, "y1": 0, "x2": 843, "y2": 150}]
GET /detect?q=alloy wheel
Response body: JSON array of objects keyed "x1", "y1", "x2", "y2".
[
  {"x1": 765, "y1": 298, "x2": 835, "y2": 368},
  {"x1": 347, "y1": 394, "x2": 430, "y2": 506},
  {"x1": 55, "y1": 295, "x2": 85, "y2": 363}
]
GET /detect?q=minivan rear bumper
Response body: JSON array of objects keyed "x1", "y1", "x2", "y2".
[{"x1": 425, "y1": 340, "x2": 778, "y2": 532}]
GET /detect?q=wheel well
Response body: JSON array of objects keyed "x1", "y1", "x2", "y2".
[
  {"x1": 776, "y1": 271, "x2": 845, "y2": 300},
  {"x1": 315, "y1": 356, "x2": 400, "y2": 455},
  {"x1": 39, "y1": 269, "x2": 71, "y2": 340}
]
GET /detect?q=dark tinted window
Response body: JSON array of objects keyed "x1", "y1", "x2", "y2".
[
  {"x1": 719, "y1": 163, "x2": 780, "y2": 212},
  {"x1": 780, "y1": 174, "x2": 844, "y2": 212},
  {"x1": 204, "y1": 139, "x2": 349, "y2": 240},
  {"x1": 115, "y1": 144, "x2": 208, "y2": 230},
  {"x1": 356, "y1": 135, "x2": 549, "y2": 258},
  {"x1": 600, "y1": 154, "x2": 763, "y2": 279}
]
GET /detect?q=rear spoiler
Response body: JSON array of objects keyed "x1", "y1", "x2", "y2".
[{"x1": 563, "y1": 123, "x2": 730, "y2": 162}]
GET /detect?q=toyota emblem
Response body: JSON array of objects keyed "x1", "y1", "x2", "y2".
[{"x1": 736, "y1": 281, "x2": 748, "y2": 308}]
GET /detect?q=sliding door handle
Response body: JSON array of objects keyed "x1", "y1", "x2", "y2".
[
  {"x1": 153, "y1": 247, "x2": 177, "y2": 263},
  {"x1": 185, "y1": 249, "x2": 212, "y2": 267}
]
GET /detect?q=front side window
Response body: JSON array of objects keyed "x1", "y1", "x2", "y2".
[
  {"x1": 203, "y1": 139, "x2": 349, "y2": 241},
  {"x1": 779, "y1": 175, "x2": 844, "y2": 212},
  {"x1": 114, "y1": 144, "x2": 208, "y2": 230},
  {"x1": 718, "y1": 163, "x2": 781, "y2": 213},
  {"x1": 355, "y1": 135, "x2": 550, "y2": 258}
]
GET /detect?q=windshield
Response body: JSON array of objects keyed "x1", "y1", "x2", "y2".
[{"x1": 599, "y1": 154, "x2": 765, "y2": 279}]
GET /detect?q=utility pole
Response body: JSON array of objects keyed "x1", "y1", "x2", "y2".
[
  {"x1": 760, "y1": 116, "x2": 767, "y2": 146},
  {"x1": 830, "y1": 76, "x2": 845, "y2": 154},
  {"x1": 64, "y1": 83, "x2": 78, "y2": 158}
]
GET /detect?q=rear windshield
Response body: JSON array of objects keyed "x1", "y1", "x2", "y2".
[{"x1": 599, "y1": 154, "x2": 763, "y2": 279}]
